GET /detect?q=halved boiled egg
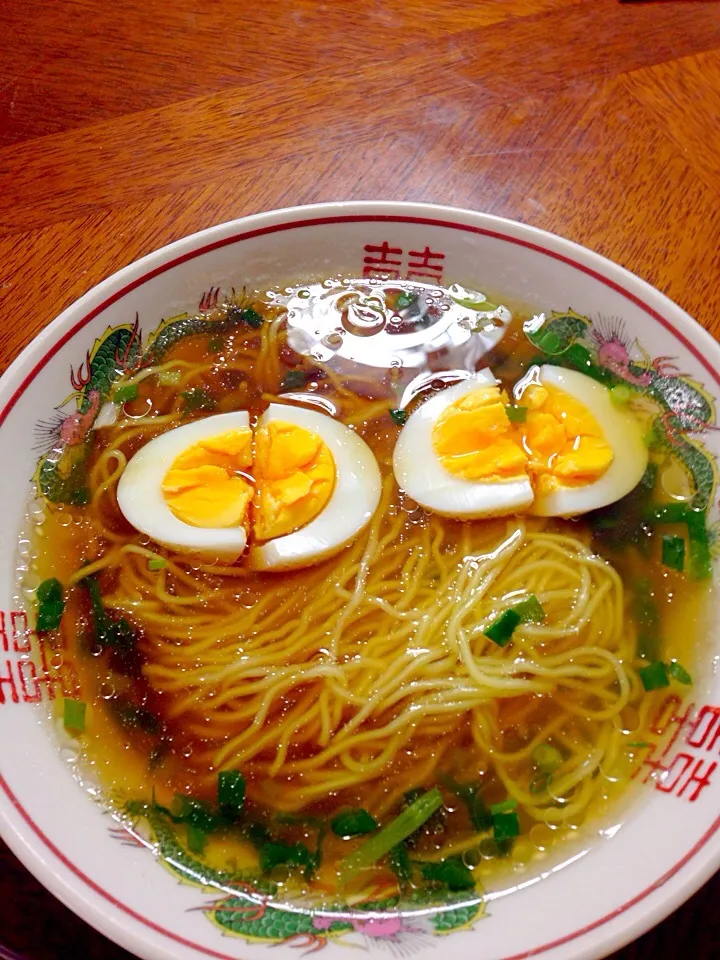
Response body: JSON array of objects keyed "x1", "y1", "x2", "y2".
[
  {"x1": 392, "y1": 365, "x2": 648, "y2": 519},
  {"x1": 517, "y1": 365, "x2": 648, "y2": 516},
  {"x1": 116, "y1": 406, "x2": 382, "y2": 570},
  {"x1": 248, "y1": 404, "x2": 382, "y2": 571},
  {"x1": 117, "y1": 412, "x2": 253, "y2": 562},
  {"x1": 392, "y1": 370, "x2": 534, "y2": 518}
]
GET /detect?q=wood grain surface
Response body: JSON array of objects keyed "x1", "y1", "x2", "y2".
[{"x1": 1, "y1": 0, "x2": 719, "y2": 957}]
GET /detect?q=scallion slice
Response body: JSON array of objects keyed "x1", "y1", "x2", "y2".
[
  {"x1": 218, "y1": 770, "x2": 246, "y2": 819},
  {"x1": 532, "y1": 744, "x2": 562, "y2": 774},
  {"x1": 505, "y1": 404, "x2": 527, "y2": 423},
  {"x1": 331, "y1": 808, "x2": 378, "y2": 838},
  {"x1": 63, "y1": 698, "x2": 86, "y2": 733},
  {"x1": 639, "y1": 661, "x2": 670, "y2": 691},
  {"x1": 610, "y1": 384, "x2": 632, "y2": 406},
  {"x1": 341, "y1": 787, "x2": 443, "y2": 878},
  {"x1": 186, "y1": 823, "x2": 208, "y2": 854},
  {"x1": 513, "y1": 595, "x2": 546, "y2": 624},
  {"x1": 668, "y1": 660, "x2": 693, "y2": 685},
  {"x1": 484, "y1": 609, "x2": 521, "y2": 647},
  {"x1": 395, "y1": 291, "x2": 418, "y2": 310},
  {"x1": 564, "y1": 343, "x2": 594, "y2": 370},
  {"x1": 114, "y1": 383, "x2": 139, "y2": 403},
  {"x1": 661, "y1": 535, "x2": 685, "y2": 573},
  {"x1": 492, "y1": 811, "x2": 519, "y2": 843},
  {"x1": 36, "y1": 577, "x2": 65, "y2": 632},
  {"x1": 389, "y1": 408, "x2": 408, "y2": 426},
  {"x1": 280, "y1": 370, "x2": 307, "y2": 392},
  {"x1": 421, "y1": 857, "x2": 475, "y2": 891},
  {"x1": 643, "y1": 504, "x2": 712, "y2": 580}
]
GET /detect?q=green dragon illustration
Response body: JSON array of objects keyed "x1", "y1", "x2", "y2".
[
  {"x1": 35, "y1": 316, "x2": 144, "y2": 504},
  {"x1": 33, "y1": 291, "x2": 259, "y2": 505},
  {"x1": 525, "y1": 309, "x2": 719, "y2": 512},
  {"x1": 123, "y1": 802, "x2": 485, "y2": 951}
]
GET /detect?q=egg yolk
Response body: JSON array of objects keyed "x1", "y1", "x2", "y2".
[
  {"x1": 432, "y1": 386, "x2": 528, "y2": 480},
  {"x1": 520, "y1": 384, "x2": 614, "y2": 493},
  {"x1": 432, "y1": 383, "x2": 614, "y2": 493},
  {"x1": 162, "y1": 428, "x2": 254, "y2": 528},
  {"x1": 253, "y1": 421, "x2": 336, "y2": 541}
]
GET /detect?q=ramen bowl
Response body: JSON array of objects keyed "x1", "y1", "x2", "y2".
[{"x1": 0, "y1": 201, "x2": 718, "y2": 960}]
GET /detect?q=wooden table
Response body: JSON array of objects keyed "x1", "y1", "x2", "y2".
[{"x1": 1, "y1": 0, "x2": 719, "y2": 956}]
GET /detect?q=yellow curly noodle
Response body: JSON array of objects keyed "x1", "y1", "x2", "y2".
[{"x1": 33, "y1": 302, "x2": 702, "y2": 895}]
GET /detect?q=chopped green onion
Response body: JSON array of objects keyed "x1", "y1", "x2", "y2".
[
  {"x1": 63, "y1": 698, "x2": 86, "y2": 733},
  {"x1": 387, "y1": 843, "x2": 412, "y2": 888},
  {"x1": 686, "y1": 512, "x2": 712, "y2": 581},
  {"x1": 403, "y1": 787, "x2": 424, "y2": 805},
  {"x1": 450, "y1": 294, "x2": 498, "y2": 312},
  {"x1": 114, "y1": 383, "x2": 139, "y2": 403},
  {"x1": 186, "y1": 823, "x2": 208, "y2": 854},
  {"x1": 492, "y1": 811, "x2": 520, "y2": 843},
  {"x1": 564, "y1": 343, "x2": 594, "y2": 371},
  {"x1": 661, "y1": 535, "x2": 685, "y2": 572},
  {"x1": 643, "y1": 504, "x2": 712, "y2": 580},
  {"x1": 644, "y1": 502, "x2": 698, "y2": 525},
  {"x1": 395, "y1": 291, "x2": 418, "y2": 310},
  {"x1": 174, "y1": 795, "x2": 218, "y2": 834},
  {"x1": 634, "y1": 578, "x2": 661, "y2": 660},
  {"x1": 489, "y1": 798, "x2": 518, "y2": 816},
  {"x1": 226, "y1": 304, "x2": 265, "y2": 329},
  {"x1": 82, "y1": 577, "x2": 137, "y2": 650},
  {"x1": 639, "y1": 660, "x2": 670, "y2": 691},
  {"x1": 505, "y1": 404, "x2": 527, "y2": 423},
  {"x1": 421, "y1": 857, "x2": 475, "y2": 891},
  {"x1": 207, "y1": 336, "x2": 224, "y2": 353},
  {"x1": 148, "y1": 557, "x2": 166, "y2": 571},
  {"x1": 341, "y1": 787, "x2": 443, "y2": 878},
  {"x1": 532, "y1": 744, "x2": 562, "y2": 774},
  {"x1": 440, "y1": 776, "x2": 491, "y2": 832},
  {"x1": 331, "y1": 808, "x2": 378, "y2": 838},
  {"x1": 158, "y1": 369, "x2": 182, "y2": 386},
  {"x1": 218, "y1": 770, "x2": 246, "y2": 819},
  {"x1": 180, "y1": 387, "x2": 216, "y2": 414},
  {"x1": 238, "y1": 307, "x2": 264, "y2": 329},
  {"x1": 626, "y1": 741, "x2": 651, "y2": 749},
  {"x1": 111, "y1": 698, "x2": 161, "y2": 733},
  {"x1": 668, "y1": 660, "x2": 693, "y2": 685},
  {"x1": 36, "y1": 577, "x2": 65, "y2": 632},
  {"x1": 484, "y1": 608, "x2": 521, "y2": 647},
  {"x1": 513, "y1": 594, "x2": 546, "y2": 623},
  {"x1": 536, "y1": 330, "x2": 563, "y2": 354},
  {"x1": 610, "y1": 384, "x2": 632, "y2": 406},
  {"x1": 389, "y1": 408, "x2": 408, "y2": 426},
  {"x1": 260, "y1": 840, "x2": 313, "y2": 874},
  {"x1": 280, "y1": 370, "x2": 307, "y2": 391}
]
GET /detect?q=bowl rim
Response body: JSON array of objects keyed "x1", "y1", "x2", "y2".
[{"x1": 1, "y1": 199, "x2": 719, "y2": 960}]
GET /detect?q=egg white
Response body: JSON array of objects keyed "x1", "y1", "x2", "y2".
[
  {"x1": 116, "y1": 411, "x2": 252, "y2": 562},
  {"x1": 526, "y1": 365, "x2": 649, "y2": 517},
  {"x1": 392, "y1": 370, "x2": 534, "y2": 519},
  {"x1": 248, "y1": 403, "x2": 382, "y2": 571}
]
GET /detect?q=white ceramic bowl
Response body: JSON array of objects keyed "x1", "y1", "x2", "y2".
[{"x1": 1, "y1": 202, "x2": 718, "y2": 960}]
